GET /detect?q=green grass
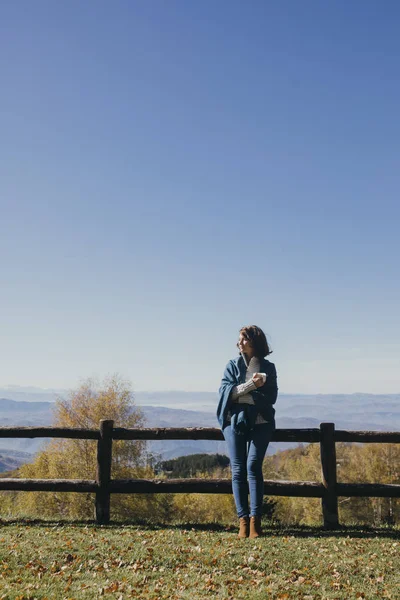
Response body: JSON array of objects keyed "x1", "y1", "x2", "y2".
[{"x1": 0, "y1": 521, "x2": 399, "y2": 599}]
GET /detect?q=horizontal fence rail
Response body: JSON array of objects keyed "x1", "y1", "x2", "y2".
[
  {"x1": 112, "y1": 427, "x2": 323, "y2": 442},
  {"x1": 0, "y1": 427, "x2": 100, "y2": 439},
  {"x1": 1, "y1": 421, "x2": 399, "y2": 527},
  {"x1": 109, "y1": 478, "x2": 326, "y2": 497},
  {"x1": 0, "y1": 479, "x2": 97, "y2": 492}
]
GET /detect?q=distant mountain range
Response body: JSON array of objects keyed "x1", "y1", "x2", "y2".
[
  {"x1": 0, "y1": 448, "x2": 32, "y2": 472},
  {"x1": 0, "y1": 398, "x2": 228, "y2": 463},
  {"x1": 0, "y1": 389, "x2": 399, "y2": 470}
]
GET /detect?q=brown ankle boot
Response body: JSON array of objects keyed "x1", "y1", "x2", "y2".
[
  {"x1": 249, "y1": 516, "x2": 262, "y2": 538},
  {"x1": 238, "y1": 516, "x2": 249, "y2": 538}
]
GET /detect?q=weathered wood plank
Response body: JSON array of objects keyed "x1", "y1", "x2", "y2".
[
  {"x1": 1, "y1": 426, "x2": 399, "y2": 444},
  {"x1": 95, "y1": 420, "x2": 113, "y2": 525},
  {"x1": 1, "y1": 478, "x2": 399, "y2": 498},
  {"x1": 0, "y1": 427, "x2": 99, "y2": 439},
  {"x1": 112, "y1": 427, "x2": 321, "y2": 443},
  {"x1": 0, "y1": 479, "x2": 97, "y2": 492},
  {"x1": 335, "y1": 431, "x2": 400, "y2": 443},
  {"x1": 109, "y1": 478, "x2": 325, "y2": 497},
  {"x1": 337, "y1": 483, "x2": 400, "y2": 497},
  {"x1": 320, "y1": 423, "x2": 339, "y2": 529}
]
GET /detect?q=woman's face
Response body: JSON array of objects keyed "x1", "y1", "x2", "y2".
[{"x1": 237, "y1": 334, "x2": 254, "y2": 357}]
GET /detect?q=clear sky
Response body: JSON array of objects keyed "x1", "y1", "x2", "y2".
[{"x1": 1, "y1": 1, "x2": 399, "y2": 395}]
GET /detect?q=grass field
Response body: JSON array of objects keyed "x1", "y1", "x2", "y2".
[{"x1": 0, "y1": 521, "x2": 399, "y2": 599}]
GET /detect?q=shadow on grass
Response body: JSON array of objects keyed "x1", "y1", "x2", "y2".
[{"x1": 1, "y1": 518, "x2": 399, "y2": 538}]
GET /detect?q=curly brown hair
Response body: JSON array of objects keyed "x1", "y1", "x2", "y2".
[{"x1": 237, "y1": 325, "x2": 272, "y2": 358}]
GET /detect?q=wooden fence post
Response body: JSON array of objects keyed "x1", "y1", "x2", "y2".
[
  {"x1": 320, "y1": 422, "x2": 339, "y2": 529},
  {"x1": 95, "y1": 419, "x2": 113, "y2": 525}
]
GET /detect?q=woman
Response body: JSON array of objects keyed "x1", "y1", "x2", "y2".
[{"x1": 217, "y1": 325, "x2": 278, "y2": 539}]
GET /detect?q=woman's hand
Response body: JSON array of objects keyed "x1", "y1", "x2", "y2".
[{"x1": 252, "y1": 373, "x2": 265, "y2": 388}]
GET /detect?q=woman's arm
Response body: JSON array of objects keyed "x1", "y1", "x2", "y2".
[
  {"x1": 231, "y1": 372, "x2": 267, "y2": 400},
  {"x1": 231, "y1": 379, "x2": 257, "y2": 400},
  {"x1": 217, "y1": 360, "x2": 239, "y2": 427},
  {"x1": 251, "y1": 364, "x2": 278, "y2": 405}
]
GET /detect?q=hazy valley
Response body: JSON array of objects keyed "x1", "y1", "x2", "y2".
[{"x1": 0, "y1": 388, "x2": 399, "y2": 470}]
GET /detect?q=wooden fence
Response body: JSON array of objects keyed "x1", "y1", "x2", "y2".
[{"x1": 1, "y1": 421, "x2": 400, "y2": 528}]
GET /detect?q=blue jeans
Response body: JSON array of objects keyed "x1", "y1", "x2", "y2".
[{"x1": 223, "y1": 422, "x2": 275, "y2": 518}]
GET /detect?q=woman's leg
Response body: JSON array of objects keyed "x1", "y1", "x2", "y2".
[
  {"x1": 223, "y1": 424, "x2": 249, "y2": 518},
  {"x1": 247, "y1": 423, "x2": 275, "y2": 517}
]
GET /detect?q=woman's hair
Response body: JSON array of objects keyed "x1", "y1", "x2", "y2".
[{"x1": 237, "y1": 325, "x2": 272, "y2": 358}]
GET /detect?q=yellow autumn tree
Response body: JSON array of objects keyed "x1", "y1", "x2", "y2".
[
  {"x1": 262, "y1": 442, "x2": 400, "y2": 526},
  {"x1": 336, "y1": 442, "x2": 400, "y2": 525},
  {"x1": 263, "y1": 444, "x2": 322, "y2": 525},
  {"x1": 14, "y1": 375, "x2": 171, "y2": 521},
  {"x1": 172, "y1": 466, "x2": 237, "y2": 524}
]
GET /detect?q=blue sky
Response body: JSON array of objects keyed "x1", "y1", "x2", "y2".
[{"x1": 1, "y1": 1, "x2": 399, "y2": 395}]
